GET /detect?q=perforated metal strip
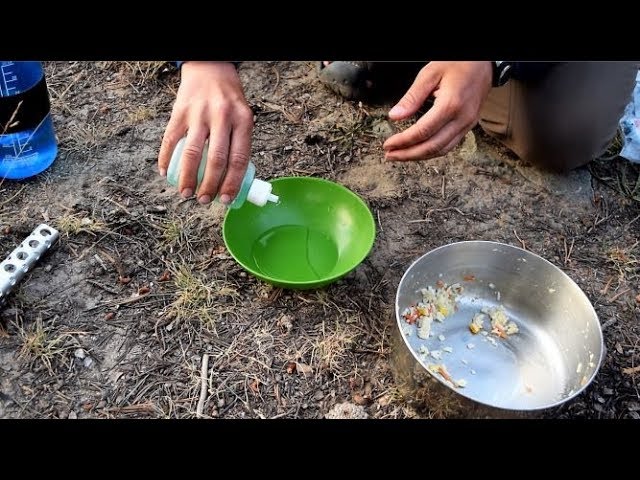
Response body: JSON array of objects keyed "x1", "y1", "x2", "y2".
[{"x1": 0, "y1": 224, "x2": 59, "y2": 303}]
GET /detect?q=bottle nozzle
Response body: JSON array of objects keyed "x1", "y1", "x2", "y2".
[
  {"x1": 247, "y1": 178, "x2": 279, "y2": 207},
  {"x1": 268, "y1": 193, "x2": 279, "y2": 204}
]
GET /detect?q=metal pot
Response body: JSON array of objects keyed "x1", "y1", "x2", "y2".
[{"x1": 392, "y1": 241, "x2": 603, "y2": 418}]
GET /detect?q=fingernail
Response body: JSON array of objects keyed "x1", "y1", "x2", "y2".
[
  {"x1": 159, "y1": 168, "x2": 166, "y2": 177},
  {"x1": 181, "y1": 188, "x2": 193, "y2": 198},
  {"x1": 198, "y1": 195, "x2": 211, "y2": 205},
  {"x1": 388, "y1": 105, "x2": 404, "y2": 117},
  {"x1": 219, "y1": 194, "x2": 232, "y2": 205}
]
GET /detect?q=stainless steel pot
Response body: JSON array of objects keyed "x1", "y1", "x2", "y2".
[{"x1": 392, "y1": 241, "x2": 603, "y2": 418}]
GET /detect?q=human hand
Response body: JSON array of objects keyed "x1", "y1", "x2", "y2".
[
  {"x1": 383, "y1": 62, "x2": 492, "y2": 161},
  {"x1": 158, "y1": 61, "x2": 253, "y2": 205}
]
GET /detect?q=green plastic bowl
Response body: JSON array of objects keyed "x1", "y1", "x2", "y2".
[{"x1": 223, "y1": 176, "x2": 376, "y2": 289}]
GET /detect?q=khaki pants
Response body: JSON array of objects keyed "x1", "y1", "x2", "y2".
[{"x1": 479, "y1": 62, "x2": 638, "y2": 171}]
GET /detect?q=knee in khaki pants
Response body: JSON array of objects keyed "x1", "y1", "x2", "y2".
[{"x1": 479, "y1": 62, "x2": 638, "y2": 172}]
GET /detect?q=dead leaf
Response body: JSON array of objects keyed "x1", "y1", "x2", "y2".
[
  {"x1": 377, "y1": 394, "x2": 392, "y2": 407},
  {"x1": 623, "y1": 366, "x2": 640, "y2": 375},
  {"x1": 158, "y1": 271, "x2": 171, "y2": 282},
  {"x1": 249, "y1": 379, "x2": 260, "y2": 394},
  {"x1": 285, "y1": 362, "x2": 297, "y2": 374},
  {"x1": 82, "y1": 403, "x2": 93, "y2": 412},
  {"x1": 296, "y1": 362, "x2": 313, "y2": 376},
  {"x1": 138, "y1": 286, "x2": 150, "y2": 295},
  {"x1": 615, "y1": 342, "x2": 624, "y2": 354},
  {"x1": 104, "y1": 312, "x2": 115, "y2": 321},
  {"x1": 2, "y1": 226, "x2": 11, "y2": 235},
  {"x1": 352, "y1": 393, "x2": 371, "y2": 406},
  {"x1": 118, "y1": 276, "x2": 131, "y2": 285}
]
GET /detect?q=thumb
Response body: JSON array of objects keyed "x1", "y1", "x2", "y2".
[{"x1": 388, "y1": 66, "x2": 439, "y2": 120}]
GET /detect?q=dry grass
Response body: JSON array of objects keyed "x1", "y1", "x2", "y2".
[
  {"x1": 165, "y1": 262, "x2": 239, "y2": 331},
  {"x1": 591, "y1": 156, "x2": 640, "y2": 203},
  {"x1": 126, "y1": 106, "x2": 158, "y2": 125},
  {"x1": 606, "y1": 243, "x2": 639, "y2": 283},
  {"x1": 312, "y1": 321, "x2": 357, "y2": 376},
  {"x1": 63, "y1": 123, "x2": 106, "y2": 153},
  {"x1": 17, "y1": 318, "x2": 77, "y2": 374},
  {"x1": 56, "y1": 213, "x2": 106, "y2": 236}
]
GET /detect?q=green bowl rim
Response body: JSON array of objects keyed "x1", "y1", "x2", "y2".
[{"x1": 222, "y1": 176, "x2": 377, "y2": 287}]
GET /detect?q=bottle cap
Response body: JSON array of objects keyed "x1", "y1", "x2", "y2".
[{"x1": 246, "y1": 179, "x2": 279, "y2": 207}]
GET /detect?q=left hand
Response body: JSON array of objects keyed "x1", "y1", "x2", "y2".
[{"x1": 383, "y1": 61, "x2": 493, "y2": 161}]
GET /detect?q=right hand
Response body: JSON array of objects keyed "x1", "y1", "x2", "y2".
[{"x1": 158, "y1": 61, "x2": 254, "y2": 205}]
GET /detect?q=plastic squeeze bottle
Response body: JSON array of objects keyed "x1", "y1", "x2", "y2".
[{"x1": 167, "y1": 138, "x2": 279, "y2": 209}]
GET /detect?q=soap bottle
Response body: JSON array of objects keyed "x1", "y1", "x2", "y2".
[{"x1": 167, "y1": 138, "x2": 279, "y2": 209}]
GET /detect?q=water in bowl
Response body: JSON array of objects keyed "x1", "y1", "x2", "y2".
[{"x1": 251, "y1": 225, "x2": 338, "y2": 281}]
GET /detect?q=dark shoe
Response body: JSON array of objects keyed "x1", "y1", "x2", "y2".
[
  {"x1": 317, "y1": 61, "x2": 376, "y2": 101},
  {"x1": 317, "y1": 61, "x2": 427, "y2": 103}
]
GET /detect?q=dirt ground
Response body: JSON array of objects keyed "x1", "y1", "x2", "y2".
[{"x1": 0, "y1": 61, "x2": 639, "y2": 419}]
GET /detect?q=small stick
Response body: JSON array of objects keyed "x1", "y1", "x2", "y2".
[
  {"x1": 377, "y1": 209, "x2": 383, "y2": 233},
  {"x1": 513, "y1": 229, "x2": 527, "y2": 250},
  {"x1": 101, "y1": 196, "x2": 132, "y2": 216},
  {"x1": 608, "y1": 288, "x2": 631, "y2": 303},
  {"x1": 563, "y1": 237, "x2": 575, "y2": 266},
  {"x1": 626, "y1": 213, "x2": 640, "y2": 228},
  {"x1": 441, "y1": 176, "x2": 446, "y2": 199},
  {"x1": 408, "y1": 207, "x2": 467, "y2": 223},
  {"x1": 271, "y1": 65, "x2": 280, "y2": 92},
  {"x1": 601, "y1": 276, "x2": 614, "y2": 295},
  {"x1": 196, "y1": 353, "x2": 210, "y2": 418},
  {"x1": 84, "y1": 291, "x2": 152, "y2": 311}
]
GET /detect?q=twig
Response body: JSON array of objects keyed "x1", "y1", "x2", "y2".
[
  {"x1": 626, "y1": 213, "x2": 640, "y2": 228},
  {"x1": 408, "y1": 207, "x2": 467, "y2": 224},
  {"x1": 0, "y1": 185, "x2": 26, "y2": 208},
  {"x1": 563, "y1": 237, "x2": 575, "y2": 266},
  {"x1": 376, "y1": 209, "x2": 383, "y2": 233},
  {"x1": 93, "y1": 253, "x2": 109, "y2": 271},
  {"x1": 608, "y1": 288, "x2": 631, "y2": 303},
  {"x1": 84, "y1": 292, "x2": 153, "y2": 311},
  {"x1": 271, "y1": 65, "x2": 280, "y2": 92},
  {"x1": 600, "y1": 276, "x2": 614, "y2": 295},
  {"x1": 104, "y1": 403, "x2": 158, "y2": 414},
  {"x1": 441, "y1": 176, "x2": 446, "y2": 199},
  {"x1": 86, "y1": 279, "x2": 120, "y2": 295},
  {"x1": 101, "y1": 196, "x2": 132, "y2": 216},
  {"x1": 1, "y1": 101, "x2": 23, "y2": 134},
  {"x1": 196, "y1": 353, "x2": 210, "y2": 418},
  {"x1": 513, "y1": 229, "x2": 527, "y2": 250}
]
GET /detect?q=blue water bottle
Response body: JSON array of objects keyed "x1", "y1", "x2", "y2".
[{"x1": 0, "y1": 61, "x2": 58, "y2": 180}]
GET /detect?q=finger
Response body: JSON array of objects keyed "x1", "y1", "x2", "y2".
[
  {"x1": 196, "y1": 120, "x2": 232, "y2": 205},
  {"x1": 217, "y1": 109, "x2": 253, "y2": 205},
  {"x1": 178, "y1": 126, "x2": 208, "y2": 198},
  {"x1": 385, "y1": 120, "x2": 465, "y2": 162},
  {"x1": 158, "y1": 110, "x2": 186, "y2": 176},
  {"x1": 388, "y1": 65, "x2": 440, "y2": 120},
  {"x1": 383, "y1": 98, "x2": 452, "y2": 151}
]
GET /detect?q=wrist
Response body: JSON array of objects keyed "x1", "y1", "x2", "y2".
[
  {"x1": 178, "y1": 61, "x2": 239, "y2": 72},
  {"x1": 181, "y1": 61, "x2": 240, "y2": 81}
]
